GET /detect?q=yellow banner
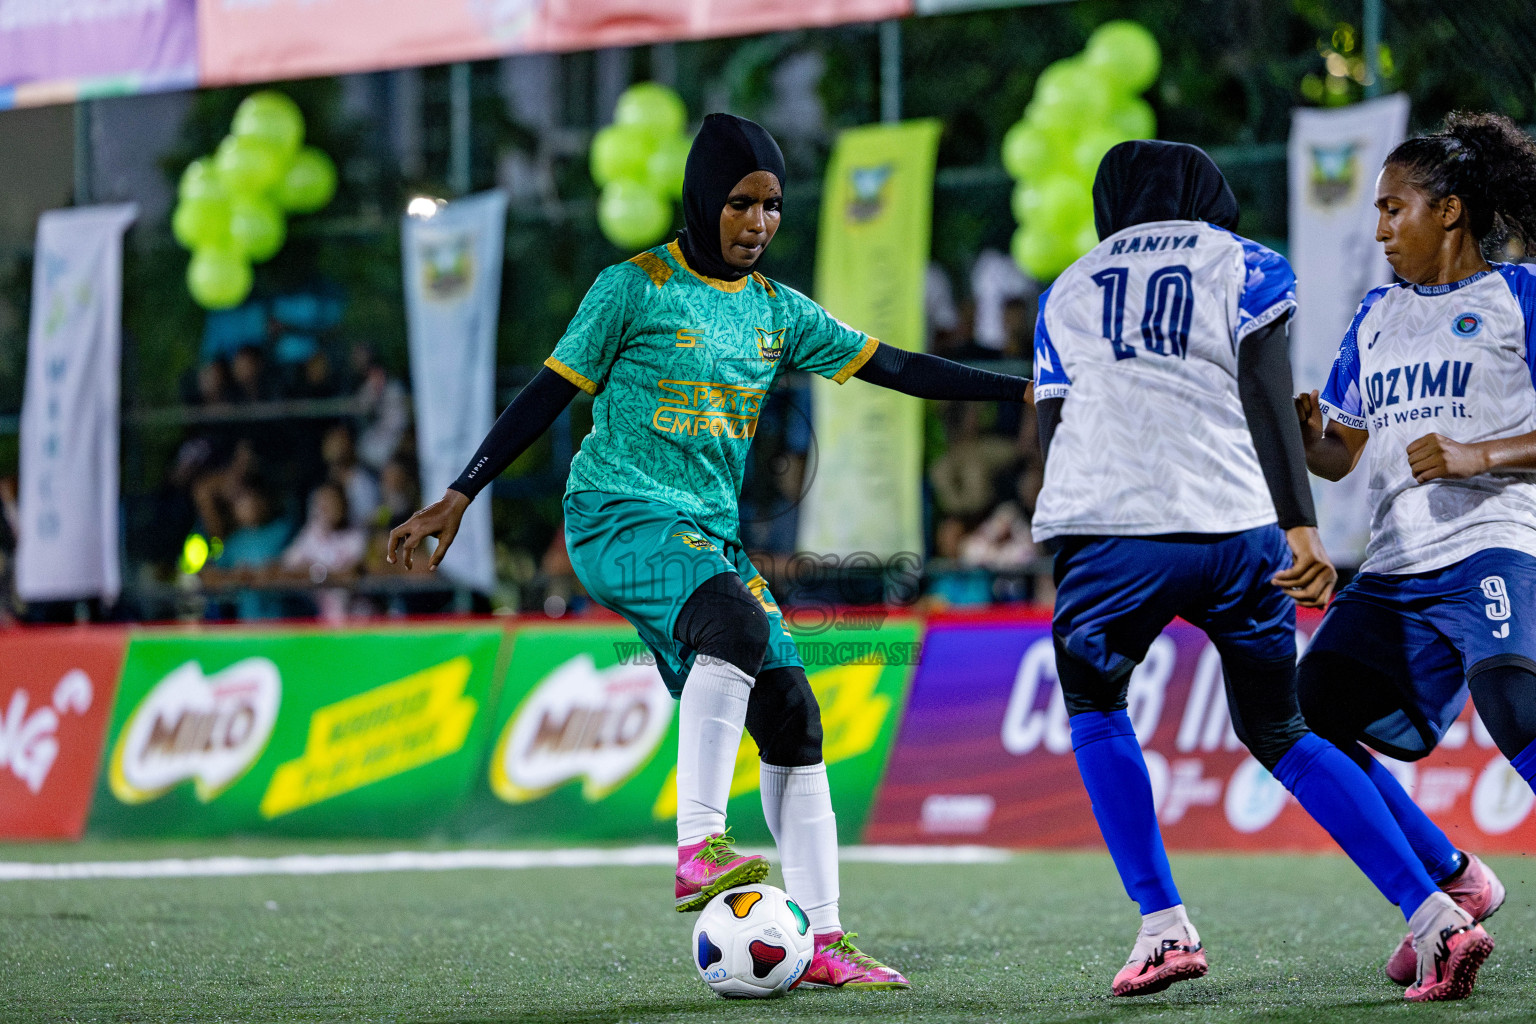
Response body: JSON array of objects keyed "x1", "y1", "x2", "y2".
[
  {"x1": 259, "y1": 656, "x2": 478, "y2": 819},
  {"x1": 798, "y1": 119, "x2": 942, "y2": 559}
]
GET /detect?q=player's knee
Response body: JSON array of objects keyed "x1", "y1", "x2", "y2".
[
  {"x1": 1296, "y1": 653, "x2": 1350, "y2": 743},
  {"x1": 747, "y1": 666, "x2": 823, "y2": 767},
  {"x1": 1468, "y1": 657, "x2": 1536, "y2": 761},
  {"x1": 1223, "y1": 652, "x2": 1308, "y2": 771},
  {"x1": 1054, "y1": 635, "x2": 1131, "y2": 715},
  {"x1": 674, "y1": 572, "x2": 770, "y2": 677}
]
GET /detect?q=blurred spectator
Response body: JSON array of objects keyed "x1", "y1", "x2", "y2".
[
  {"x1": 191, "y1": 438, "x2": 259, "y2": 540},
  {"x1": 281, "y1": 481, "x2": 367, "y2": 621},
  {"x1": 290, "y1": 349, "x2": 339, "y2": 400},
  {"x1": 925, "y1": 262, "x2": 962, "y2": 353},
  {"x1": 203, "y1": 482, "x2": 292, "y2": 620},
  {"x1": 959, "y1": 460, "x2": 1044, "y2": 572},
  {"x1": 971, "y1": 249, "x2": 1038, "y2": 355},
  {"x1": 351, "y1": 344, "x2": 410, "y2": 471},
  {"x1": 230, "y1": 344, "x2": 276, "y2": 403},
  {"x1": 928, "y1": 402, "x2": 1018, "y2": 520},
  {"x1": 374, "y1": 456, "x2": 420, "y2": 531},
  {"x1": 321, "y1": 422, "x2": 380, "y2": 530}
]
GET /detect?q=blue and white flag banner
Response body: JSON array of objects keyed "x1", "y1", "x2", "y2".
[
  {"x1": 16, "y1": 203, "x2": 137, "y2": 603},
  {"x1": 1288, "y1": 94, "x2": 1410, "y2": 564},
  {"x1": 402, "y1": 191, "x2": 508, "y2": 593}
]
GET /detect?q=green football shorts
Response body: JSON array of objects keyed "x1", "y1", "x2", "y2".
[{"x1": 563, "y1": 490, "x2": 802, "y2": 694}]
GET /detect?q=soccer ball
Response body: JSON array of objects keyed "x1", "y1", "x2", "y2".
[{"x1": 691, "y1": 884, "x2": 814, "y2": 998}]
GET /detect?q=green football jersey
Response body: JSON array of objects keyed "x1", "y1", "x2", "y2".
[{"x1": 546, "y1": 240, "x2": 877, "y2": 542}]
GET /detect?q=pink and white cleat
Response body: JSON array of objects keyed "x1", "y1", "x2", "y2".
[
  {"x1": 1385, "y1": 853, "x2": 1505, "y2": 986},
  {"x1": 1112, "y1": 915, "x2": 1207, "y2": 997},
  {"x1": 798, "y1": 931, "x2": 911, "y2": 990},
  {"x1": 1403, "y1": 892, "x2": 1493, "y2": 1002},
  {"x1": 674, "y1": 829, "x2": 770, "y2": 913}
]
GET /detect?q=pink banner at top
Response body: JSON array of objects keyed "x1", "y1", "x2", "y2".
[
  {"x1": 197, "y1": 0, "x2": 912, "y2": 86},
  {"x1": 0, "y1": 0, "x2": 197, "y2": 108}
]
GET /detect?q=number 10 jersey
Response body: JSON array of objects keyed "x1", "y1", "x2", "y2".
[{"x1": 1032, "y1": 219, "x2": 1297, "y2": 542}]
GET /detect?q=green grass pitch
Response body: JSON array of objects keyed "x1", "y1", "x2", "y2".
[{"x1": 2, "y1": 842, "x2": 1534, "y2": 1023}]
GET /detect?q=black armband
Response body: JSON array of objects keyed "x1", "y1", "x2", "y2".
[
  {"x1": 449, "y1": 367, "x2": 580, "y2": 500},
  {"x1": 852, "y1": 342, "x2": 1029, "y2": 402}
]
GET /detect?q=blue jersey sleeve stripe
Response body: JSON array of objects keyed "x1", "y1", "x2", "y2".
[
  {"x1": 1235, "y1": 297, "x2": 1297, "y2": 342},
  {"x1": 1497, "y1": 264, "x2": 1536, "y2": 389},
  {"x1": 1032, "y1": 284, "x2": 1071, "y2": 390},
  {"x1": 1319, "y1": 284, "x2": 1393, "y2": 420}
]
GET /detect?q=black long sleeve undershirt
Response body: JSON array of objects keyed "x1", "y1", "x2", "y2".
[
  {"x1": 451, "y1": 342, "x2": 1030, "y2": 503},
  {"x1": 852, "y1": 341, "x2": 1030, "y2": 401},
  {"x1": 1035, "y1": 317, "x2": 1315, "y2": 531},
  {"x1": 449, "y1": 367, "x2": 579, "y2": 500},
  {"x1": 1236, "y1": 317, "x2": 1315, "y2": 530}
]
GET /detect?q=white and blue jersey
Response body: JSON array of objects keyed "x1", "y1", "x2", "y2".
[
  {"x1": 1318, "y1": 264, "x2": 1536, "y2": 575},
  {"x1": 1032, "y1": 219, "x2": 1297, "y2": 542}
]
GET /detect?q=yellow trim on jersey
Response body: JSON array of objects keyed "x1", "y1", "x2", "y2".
[
  {"x1": 666, "y1": 240, "x2": 751, "y2": 293},
  {"x1": 544, "y1": 356, "x2": 598, "y2": 396},
  {"x1": 832, "y1": 336, "x2": 880, "y2": 384},
  {"x1": 752, "y1": 272, "x2": 776, "y2": 297},
  {"x1": 627, "y1": 250, "x2": 673, "y2": 288}
]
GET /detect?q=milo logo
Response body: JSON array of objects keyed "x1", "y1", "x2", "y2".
[
  {"x1": 490, "y1": 654, "x2": 673, "y2": 803},
  {"x1": 109, "y1": 659, "x2": 281, "y2": 804}
]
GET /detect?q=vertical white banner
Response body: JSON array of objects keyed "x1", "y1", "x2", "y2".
[
  {"x1": 402, "y1": 191, "x2": 508, "y2": 593},
  {"x1": 16, "y1": 203, "x2": 137, "y2": 604},
  {"x1": 1288, "y1": 94, "x2": 1410, "y2": 564}
]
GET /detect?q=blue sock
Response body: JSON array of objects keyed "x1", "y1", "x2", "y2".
[
  {"x1": 1359, "y1": 753, "x2": 1462, "y2": 883},
  {"x1": 1069, "y1": 710, "x2": 1180, "y2": 915},
  {"x1": 1512, "y1": 737, "x2": 1536, "y2": 791},
  {"x1": 1272, "y1": 733, "x2": 1437, "y2": 921}
]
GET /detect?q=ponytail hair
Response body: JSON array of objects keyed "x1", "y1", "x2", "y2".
[{"x1": 1384, "y1": 111, "x2": 1536, "y2": 257}]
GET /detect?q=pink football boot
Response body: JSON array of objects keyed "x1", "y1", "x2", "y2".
[
  {"x1": 1385, "y1": 853, "x2": 1505, "y2": 986},
  {"x1": 798, "y1": 931, "x2": 911, "y2": 990},
  {"x1": 1403, "y1": 893, "x2": 1493, "y2": 1002},
  {"x1": 674, "y1": 829, "x2": 770, "y2": 912},
  {"x1": 1112, "y1": 913, "x2": 1207, "y2": 997}
]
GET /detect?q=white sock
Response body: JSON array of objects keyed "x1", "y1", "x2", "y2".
[
  {"x1": 1140, "y1": 904, "x2": 1198, "y2": 947},
  {"x1": 676, "y1": 659, "x2": 753, "y2": 845},
  {"x1": 762, "y1": 762, "x2": 841, "y2": 934}
]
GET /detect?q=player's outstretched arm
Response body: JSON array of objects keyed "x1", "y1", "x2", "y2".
[
  {"x1": 852, "y1": 342, "x2": 1030, "y2": 402},
  {"x1": 387, "y1": 367, "x2": 580, "y2": 570},
  {"x1": 1406, "y1": 429, "x2": 1536, "y2": 483},
  {"x1": 1294, "y1": 389, "x2": 1368, "y2": 481}
]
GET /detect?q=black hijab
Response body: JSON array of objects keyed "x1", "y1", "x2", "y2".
[
  {"x1": 677, "y1": 113, "x2": 787, "y2": 282},
  {"x1": 1092, "y1": 140, "x2": 1240, "y2": 240}
]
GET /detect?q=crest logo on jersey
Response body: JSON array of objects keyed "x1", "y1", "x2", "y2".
[
  {"x1": 1307, "y1": 142, "x2": 1360, "y2": 208},
  {"x1": 755, "y1": 327, "x2": 787, "y2": 363},
  {"x1": 1452, "y1": 312, "x2": 1483, "y2": 338},
  {"x1": 672, "y1": 531, "x2": 718, "y2": 552},
  {"x1": 847, "y1": 163, "x2": 894, "y2": 223}
]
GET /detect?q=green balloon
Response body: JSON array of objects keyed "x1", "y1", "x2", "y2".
[
  {"x1": 172, "y1": 196, "x2": 231, "y2": 251},
  {"x1": 215, "y1": 134, "x2": 288, "y2": 195},
  {"x1": 644, "y1": 134, "x2": 690, "y2": 201},
  {"x1": 1017, "y1": 174, "x2": 1093, "y2": 235},
  {"x1": 187, "y1": 247, "x2": 253, "y2": 310},
  {"x1": 1013, "y1": 226, "x2": 1076, "y2": 281},
  {"x1": 178, "y1": 158, "x2": 226, "y2": 203},
  {"x1": 598, "y1": 179, "x2": 672, "y2": 249},
  {"x1": 1085, "y1": 21, "x2": 1162, "y2": 95},
  {"x1": 228, "y1": 194, "x2": 286, "y2": 263},
  {"x1": 1072, "y1": 128, "x2": 1130, "y2": 179},
  {"x1": 1034, "y1": 59, "x2": 1112, "y2": 121},
  {"x1": 590, "y1": 124, "x2": 656, "y2": 187},
  {"x1": 274, "y1": 146, "x2": 337, "y2": 214},
  {"x1": 1002, "y1": 120, "x2": 1060, "y2": 181},
  {"x1": 613, "y1": 83, "x2": 687, "y2": 141},
  {"x1": 1108, "y1": 97, "x2": 1157, "y2": 140},
  {"x1": 232, "y1": 90, "x2": 305, "y2": 156},
  {"x1": 1071, "y1": 218, "x2": 1102, "y2": 258}
]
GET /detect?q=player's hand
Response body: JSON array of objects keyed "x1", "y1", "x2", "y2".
[
  {"x1": 1294, "y1": 389, "x2": 1325, "y2": 445},
  {"x1": 1272, "y1": 525, "x2": 1336, "y2": 609},
  {"x1": 386, "y1": 489, "x2": 470, "y2": 571},
  {"x1": 1023, "y1": 380, "x2": 1035, "y2": 406},
  {"x1": 1407, "y1": 432, "x2": 1489, "y2": 483}
]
